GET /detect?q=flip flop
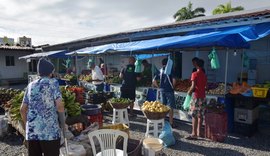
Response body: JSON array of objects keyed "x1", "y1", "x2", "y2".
[{"x1": 185, "y1": 135, "x2": 198, "y2": 140}]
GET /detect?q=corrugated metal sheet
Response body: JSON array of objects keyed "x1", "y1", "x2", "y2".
[{"x1": 0, "y1": 46, "x2": 34, "y2": 51}]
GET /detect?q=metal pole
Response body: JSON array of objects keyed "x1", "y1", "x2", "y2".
[
  {"x1": 224, "y1": 48, "x2": 229, "y2": 96},
  {"x1": 151, "y1": 51, "x2": 154, "y2": 81},
  {"x1": 240, "y1": 49, "x2": 244, "y2": 84}
]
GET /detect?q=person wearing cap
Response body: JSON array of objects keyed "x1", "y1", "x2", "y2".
[
  {"x1": 20, "y1": 58, "x2": 65, "y2": 156},
  {"x1": 89, "y1": 62, "x2": 104, "y2": 92}
]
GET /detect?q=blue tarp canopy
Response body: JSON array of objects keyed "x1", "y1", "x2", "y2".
[
  {"x1": 19, "y1": 50, "x2": 69, "y2": 59},
  {"x1": 68, "y1": 22, "x2": 270, "y2": 55},
  {"x1": 135, "y1": 53, "x2": 169, "y2": 60}
]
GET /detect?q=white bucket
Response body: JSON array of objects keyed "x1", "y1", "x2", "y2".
[
  {"x1": 60, "y1": 144, "x2": 86, "y2": 156},
  {"x1": 143, "y1": 138, "x2": 163, "y2": 156}
]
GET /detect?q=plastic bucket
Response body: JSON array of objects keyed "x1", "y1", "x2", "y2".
[{"x1": 143, "y1": 138, "x2": 163, "y2": 156}]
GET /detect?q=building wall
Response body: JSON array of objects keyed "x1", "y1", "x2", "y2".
[
  {"x1": 0, "y1": 50, "x2": 32, "y2": 79},
  {"x1": 182, "y1": 36, "x2": 270, "y2": 83}
]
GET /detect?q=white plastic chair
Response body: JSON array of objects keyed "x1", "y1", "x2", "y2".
[{"x1": 88, "y1": 129, "x2": 128, "y2": 156}]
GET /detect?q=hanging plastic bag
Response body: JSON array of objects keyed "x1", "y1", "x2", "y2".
[
  {"x1": 208, "y1": 48, "x2": 220, "y2": 69},
  {"x1": 164, "y1": 56, "x2": 173, "y2": 75},
  {"x1": 183, "y1": 94, "x2": 192, "y2": 110},
  {"x1": 242, "y1": 52, "x2": 249, "y2": 68},
  {"x1": 135, "y1": 59, "x2": 142, "y2": 73},
  {"x1": 159, "y1": 121, "x2": 175, "y2": 147}
]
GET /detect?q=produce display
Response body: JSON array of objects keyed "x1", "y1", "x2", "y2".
[
  {"x1": 207, "y1": 83, "x2": 231, "y2": 95},
  {"x1": 109, "y1": 98, "x2": 132, "y2": 104},
  {"x1": 174, "y1": 79, "x2": 191, "y2": 92},
  {"x1": 229, "y1": 82, "x2": 250, "y2": 94},
  {"x1": 174, "y1": 79, "x2": 228, "y2": 95},
  {"x1": 141, "y1": 101, "x2": 170, "y2": 113},
  {"x1": 109, "y1": 98, "x2": 132, "y2": 109},
  {"x1": 79, "y1": 75, "x2": 92, "y2": 82},
  {"x1": 66, "y1": 86, "x2": 85, "y2": 104},
  {"x1": 206, "y1": 99, "x2": 225, "y2": 113},
  {"x1": 106, "y1": 76, "x2": 122, "y2": 84},
  {"x1": 7, "y1": 91, "x2": 24, "y2": 121},
  {"x1": 63, "y1": 74, "x2": 77, "y2": 85},
  {"x1": 60, "y1": 86, "x2": 81, "y2": 117},
  {"x1": 0, "y1": 88, "x2": 22, "y2": 105}
]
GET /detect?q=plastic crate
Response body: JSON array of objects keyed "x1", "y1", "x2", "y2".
[
  {"x1": 234, "y1": 98, "x2": 258, "y2": 110},
  {"x1": 205, "y1": 112, "x2": 228, "y2": 142},
  {"x1": 252, "y1": 87, "x2": 269, "y2": 98},
  {"x1": 234, "y1": 106, "x2": 259, "y2": 124},
  {"x1": 87, "y1": 113, "x2": 103, "y2": 128},
  {"x1": 234, "y1": 120, "x2": 258, "y2": 137}
]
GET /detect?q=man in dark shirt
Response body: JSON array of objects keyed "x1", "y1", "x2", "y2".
[
  {"x1": 119, "y1": 57, "x2": 140, "y2": 116},
  {"x1": 153, "y1": 58, "x2": 176, "y2": 127}
]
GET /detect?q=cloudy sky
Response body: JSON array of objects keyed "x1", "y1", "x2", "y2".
[{"x1": 1, "y1": 0, "x2": 270, "y2": 45}]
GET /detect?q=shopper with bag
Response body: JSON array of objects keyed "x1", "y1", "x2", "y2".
[
  {"x1": 186, "y1": 59, "x2": 207, "y2": 140},
  {"x1": 20, "y1": 58, "x2": 65, "y2": 156},
  {"x1": 153, "y1": 58, "x2": 176, "y2": 128}
]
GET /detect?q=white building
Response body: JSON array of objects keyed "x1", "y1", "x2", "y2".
[{"x1": 0, "y1": 46, "x2": 34, "y2": 83}]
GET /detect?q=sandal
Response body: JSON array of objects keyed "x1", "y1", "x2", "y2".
[{"x1": 185, "y1": 135, "x2": 198, "y2": 140}]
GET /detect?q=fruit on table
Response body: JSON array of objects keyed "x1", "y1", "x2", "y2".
[
  {"x1": 174, "y1": 79, "x2": 191, "y2": 92},
  {"x1": 79, "y1": 75, "x2": 92, "y2": 82},
  {"x1": 207, "y1": 83, "x2": 231, "y2": 95},
  {"x1": 110, "y1": 98, "x2": 132, "y2": 104},
  {"x1": 142, "y1": 101, "x2": 170, "y2": 113},
  {"x1": 8, "y1": 91, "x2": 24, "y2": 121},
  {"x1": 60, "y1": 86, "x2": 81, "y2": 117},
  {"x1": 229, "y1": 82, "x2": 250, "y2": 95}
]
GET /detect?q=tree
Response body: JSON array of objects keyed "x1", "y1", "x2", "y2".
[
  {"x1": 173, "y1": 1, "x2": 205, "y2": 22},
  {"x1": 212, "y1": 1, "x2": 244, "y2": 15}
]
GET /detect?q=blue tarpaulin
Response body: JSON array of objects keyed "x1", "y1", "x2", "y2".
[
  {"x1": 135, "y1": 53, "x2": 169, "y2": 60},
  {"x1": 19, "y1": 50, "x2": 70, "y2": 59},
  {"x1": 68, "y1": 22, "x2": 270, "y2": 55}
]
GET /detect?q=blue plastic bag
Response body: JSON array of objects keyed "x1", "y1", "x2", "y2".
[{"x1": 159, "y1": 121, "x2": 175, "y2": 147}]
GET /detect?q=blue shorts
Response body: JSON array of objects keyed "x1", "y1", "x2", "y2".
[{"x1": 160, "y1": 91, "x2": 176, "y2": 109}]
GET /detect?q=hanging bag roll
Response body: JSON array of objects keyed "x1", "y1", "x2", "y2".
[
  {"x1": 164, "y1": 56, "x2": 173, "y2": 75},
  {"x1": 208, "y1": 48, "x2": 220, "y2": 69},
  {"x1": 135, "y1": 59, "x2": 142, "y2": 73}
]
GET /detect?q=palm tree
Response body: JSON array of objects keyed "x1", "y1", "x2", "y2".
[
  {"x1": 173, "y1": 1, "x2": 205, "y2": 22},
  {"x1": 212, "y1": 1, "x2": 244, "y2": 15}
]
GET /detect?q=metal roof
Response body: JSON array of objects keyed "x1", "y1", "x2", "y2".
[
  {"x1": 42, "y1": 7, "x2": 270, "y2": 52},
  {"x1": 0, "y1": 45, "x2": 34, "y2": 51}
]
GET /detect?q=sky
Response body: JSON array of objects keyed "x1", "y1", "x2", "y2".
[{"x1": 1, "y1": 0, "x2": 270, "y2": 46}]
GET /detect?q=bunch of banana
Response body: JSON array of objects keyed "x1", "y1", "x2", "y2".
[
  {"x1": 61, "y1": 87, "x2": 81, "y2": 117},
  {"x1": 9, "y1": 91, "x2": 24, "y2": 121}
]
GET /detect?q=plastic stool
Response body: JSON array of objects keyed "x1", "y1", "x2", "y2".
[
  {"x1": 145, "y1": 119, "x2": 164, "y2": 138},
  {"x1": 112, "y1": 108, "x2": 130, "y2": 126}
]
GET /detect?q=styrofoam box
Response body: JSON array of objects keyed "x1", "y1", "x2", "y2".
[{"x1": 234, "y1": 106, "x2": 259, "y2": 124}]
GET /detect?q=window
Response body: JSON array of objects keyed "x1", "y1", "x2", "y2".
[
  {"x1": 28, "y1": 60, "x2": 37, "y2": 72},
  {"x1": 5, "y1": 56, "x2": 15, "y2": 66}
]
